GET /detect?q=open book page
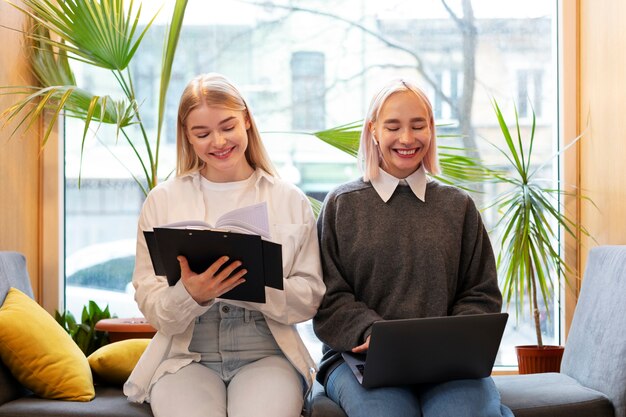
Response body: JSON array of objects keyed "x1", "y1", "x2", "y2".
[
  {"x1": 155, "y1": 202, "x2": 271, "y2": 239},
  {"x1": 144, "y1": 200, "x2": 283, "y2": 297},
  {"x1": 214, "y1": 202, "x2": 270, "y2": 238},
  {"x1": 157, "y1": 219, "x2": 213, "y2": 230}
]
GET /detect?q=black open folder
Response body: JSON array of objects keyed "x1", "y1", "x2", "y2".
[{"x1": 143, "y1": 228, "x2": 283, "y2": 303}]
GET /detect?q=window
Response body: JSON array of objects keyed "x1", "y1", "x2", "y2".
[
  {"x1": 517, "y1": 69, "x2": 544, "y2": 118},
  {"x1": 65, "y1": 0, "x2": 558, "y2": 368},
  {"x1": 291, "y1": 51, "x2": 326, "y2": 131},
  {"x1": 433, "y1": 69, "x2": 463, "y2": 121}
]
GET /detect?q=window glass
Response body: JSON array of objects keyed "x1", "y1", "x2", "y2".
[{"x1": 65, "y1": 0, "x2": 557, "y2": 367}]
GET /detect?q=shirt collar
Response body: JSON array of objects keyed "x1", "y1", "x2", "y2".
[
  {"x1": 181, "y1": 167, "x2": 275, "y2": 187},
  {"x1": 370, "y1": 165, "x2": 428, "y2": 203}
]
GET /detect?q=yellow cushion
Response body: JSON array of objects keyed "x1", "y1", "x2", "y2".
[
  {"x1": 0, "y1": 288, "x2": 95, "y2": 401},
  {"x1": 88, "y1": 338, "x2": 150, "y2": 385}
]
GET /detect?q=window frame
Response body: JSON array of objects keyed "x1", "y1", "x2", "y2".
[{"x1": 39, "y1": 0, "x2": 581, "y2": 359}]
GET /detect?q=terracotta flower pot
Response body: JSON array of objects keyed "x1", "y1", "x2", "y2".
[{"x1": 515, "y1": 345, "x2": 565, "y2": 374}]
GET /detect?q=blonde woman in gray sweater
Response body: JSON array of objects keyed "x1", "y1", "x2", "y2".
[{"x1": 313, "y1": 79, "x2": 513, "y2": 417}]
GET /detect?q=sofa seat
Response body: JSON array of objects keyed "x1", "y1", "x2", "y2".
[
  {"x1": 307, "y1": 381, "x2": 347, "y2": 417},
  {"x1": 0, "y1": 251, "x2": 154, "y2": 417},
  {"x1": 495, "y1": 373, "x2": 614, "y2": 417},
  {"x1": 0, "y1": 385, "x2": 152, "y2": 417}
]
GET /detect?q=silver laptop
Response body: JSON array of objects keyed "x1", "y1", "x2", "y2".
[{"x1": 341, "y1": 312, "x2": 508, "y2": 388}]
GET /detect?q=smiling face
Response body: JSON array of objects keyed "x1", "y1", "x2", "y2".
[
  {"x1": 369, "y1": 91, "x2": 432, "y2": 179},
  {"x1": 185, "y1": 105, "x2": 254, "y2": 182}
]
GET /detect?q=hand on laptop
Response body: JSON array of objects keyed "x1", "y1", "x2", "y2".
[{"x1": 351, "y1": 335, "x2": 371, "y2": 353}]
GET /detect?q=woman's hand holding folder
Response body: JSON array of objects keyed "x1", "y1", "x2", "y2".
[{"x1": 178, "y1": 255, "x2": 247, "y2": 305}]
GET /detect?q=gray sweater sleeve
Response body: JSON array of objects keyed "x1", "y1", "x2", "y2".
[
  {"x1": 312, "y1": 191, "x2": 382, "y2": 351},
  {"x1": 451, "y1": 196, "x2": 502, "y2": 315}
]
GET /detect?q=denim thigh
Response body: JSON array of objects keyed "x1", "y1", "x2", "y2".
[
  {"x1": 188, "y1": 303, "x2": 283, "y2": 381},
  {"x1": 419, "y1": 377, "x2": 514, "y2": 417},
  {"x1": 325, "y1": 362, "x2": 421, "y2": 417}
]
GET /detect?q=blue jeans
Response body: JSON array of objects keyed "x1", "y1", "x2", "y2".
[
  {"x1": 326, "y1": 362, "x2": 514, "y2": 417},
  {"x1": 188, "y1": 302, "x2": 285, "y2": 381}
]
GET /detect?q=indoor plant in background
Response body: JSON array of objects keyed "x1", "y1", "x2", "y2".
[
  {"x1": 55, "y1": 300, "x2": 114, "y2": 356},
  {"x1": 488, "y1": 99, "x2": 589, "y2": 373},
  {"x1": 1, "y1": 0, "x2": 189, "y2": 195}
]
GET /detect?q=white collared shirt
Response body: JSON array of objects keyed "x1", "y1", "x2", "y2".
[{"x1": 370, "y1": 165, "x2": 429, "y2": 203}]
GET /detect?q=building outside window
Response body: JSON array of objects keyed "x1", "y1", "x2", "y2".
[
  {"x1": 291, "y1": 51, "x2": 326, "y2": 131},
  {"x1": 517, "y1": 68, "x2": 544, "y2": 118},
  {"x1": 65, "y1": 0, "x2": 557, "y2": 368},
  {"x1": 433, "y1": 69, "x2": 463, "y2": 121}
]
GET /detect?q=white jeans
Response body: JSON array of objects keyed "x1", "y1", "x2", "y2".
[{"x1": 150, "y1": 304, "x2": 304, "y2": 417}]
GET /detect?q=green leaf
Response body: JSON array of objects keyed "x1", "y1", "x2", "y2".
[
  {"x1": 311, "y1": 121, "x2": 362, "y2": 158},
  {"x1": 308, "y1": 196, "x2": 323, "y2": 219},
  {"x1": 9, "y1": 0, "x2": 159, "y2": 70},
  {"x1": 54, "y1": 300, "x2": 112, "y2": 355},
  {"x1": 155, "y1": 0, "x2": 188, "y2": 189},
  {"x1": 1, "y1": 0, "x2": 187, "y2": 195}
]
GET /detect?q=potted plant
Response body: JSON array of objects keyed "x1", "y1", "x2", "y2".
[
  {"x1": 488, "y1": 99, "x2": 588, "y2": 373},
  {"x1": 55, "y1": 300, "x2": 114, "y2": 356}
]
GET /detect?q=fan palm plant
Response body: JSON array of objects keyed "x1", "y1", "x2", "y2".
[
  {"x1": 489, "y1": 98, "x2": 588, "y2": 348},
  {"x1": 1, "y1": 0, "x2": 188, "y2": 195}
]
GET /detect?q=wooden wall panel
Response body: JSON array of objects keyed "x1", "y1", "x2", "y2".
[
  {"x1": 579, "y1": 0, "x2": 626, "y2": 268},
  {"x1": 0, "y1": 1, "x2": 42, "y2": 300}
]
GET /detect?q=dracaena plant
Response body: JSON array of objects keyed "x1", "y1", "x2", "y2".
[
  {"x1": 1, "y1": 0, "x2": 189, "y2": 195},
  {"x1": 488, "y1": 99, "x2": 590, "y2": 347}
]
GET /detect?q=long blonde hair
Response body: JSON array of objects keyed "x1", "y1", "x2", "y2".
[
  {"x1": 176, "y1": 73, "x2": 277, "y2": 176},
  {"x1": 358, "y1": 79, "x2": 441, "y2": 181}
]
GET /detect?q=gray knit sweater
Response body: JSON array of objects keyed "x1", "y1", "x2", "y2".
[{"x1": 312, "y1": 178, "x2": 502, "y2": 384}]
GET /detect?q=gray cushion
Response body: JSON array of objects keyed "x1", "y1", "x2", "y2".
[
  {"x1": 0, "y1": 252, "x2": 34, "y2": 406},
  {"x1": 494, "y1": 373, "x2": 614, "y2": 417},
  {"x1": 0, "y1": 252, "x2": 33, "y2": 305},
  {"x1": 561, "y1": 246, "x2": 626, "y2": 417},
  {"x1": 307, "y1": 381, "x2": 347, "y2": 417},
  {"x1": 0, "y1": 386, "x2": 152, "y2": 417},
  {"x1": 0, "y1": 362, "x2": 25, "y2": 407}
]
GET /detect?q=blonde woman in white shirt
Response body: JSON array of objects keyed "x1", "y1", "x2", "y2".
[{"x1": 124, "y1": 73, "x2": 325, "y2": 417}]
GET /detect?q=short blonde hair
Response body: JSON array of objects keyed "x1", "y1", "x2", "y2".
[
  {"x1": 176, "y1": 73, "x2": 277, "y2": 177},
  {"x1": 358, "y1": 79, "x2": 440, "y2": 181}
]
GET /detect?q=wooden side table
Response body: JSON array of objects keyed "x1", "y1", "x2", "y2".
[{"x1": 95, "y1": 317, "x2": 157, "y2": 343}]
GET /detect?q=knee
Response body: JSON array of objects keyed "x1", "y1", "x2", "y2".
[
  {"x1": 420, "y1": 378, "x2": 503, "y2": 417},
  {"x1": 334, "y1": 386, "x2": 421, "y2": 417}
]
